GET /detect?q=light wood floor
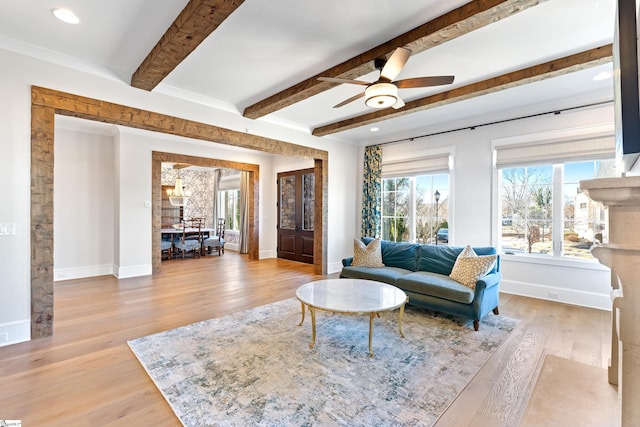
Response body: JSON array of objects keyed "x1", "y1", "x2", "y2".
[{"x1": 0, "y1": 251, "x2": 613, "y2": 426}]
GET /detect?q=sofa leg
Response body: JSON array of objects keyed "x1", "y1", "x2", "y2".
[
  {"x1": 493, "y1": 306, "x2": 500, "y2": 315},
  {"x1": 473, "y1": 320, "x2": 479, "y2": 331}
]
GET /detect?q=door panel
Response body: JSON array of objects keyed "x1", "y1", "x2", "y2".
[
  {"x1": 277, "y1": 168, "x2": 315, "y2": 264},
  {"x1": 300, "y1": 235, "x2": 315, "y2": 263},
  {"x1": 278, "y1": 234, "x2": 297, "y2": 258}
]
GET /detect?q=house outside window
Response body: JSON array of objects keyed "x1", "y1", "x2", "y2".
[
  {"x1": 381, "y1": 173, "x2": 449, "y2": 244},
  {"x1": 498, "y1": 159, "x2": 614, "y2": 259}
]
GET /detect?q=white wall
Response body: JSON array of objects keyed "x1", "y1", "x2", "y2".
[
  {"x1": 0, "y1": 48, "x2": 358, "y2": 346},
  {"x1": 53, "y1": 126, "x2": 115, "y2": 281},
  {"x1": 325, "y1": 151, "x2": 363, "y2": 273},
  {"x1": 113, "y1": 132, "x2": 122, "y2": 274},
  {"x1": 0, "y1": 53, "x2": 35, "y2": 346}
]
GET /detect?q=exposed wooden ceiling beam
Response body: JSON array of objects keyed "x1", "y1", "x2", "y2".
[
  {"x1": 131, "y1": 0, "x2": 244, "y2": 91},
  {"x1": 242, "y1": 0, "x2": 544, "y2": 119},
  {"x1": 312, "y1": 44, "x2": 613, "y2": 137}
]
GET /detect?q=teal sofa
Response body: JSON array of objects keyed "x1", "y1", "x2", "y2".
[{"x1": 340, "y1": 238, "x2": 501, "y2": 330}]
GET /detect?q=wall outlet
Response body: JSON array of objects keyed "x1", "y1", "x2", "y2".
[
  {"x1": 0, "y1": 223, "x2": 16, "y2": 235},
  {"x1": 0, "y1": 333, "x2": 9, "y2": 343},
  {"x1": 548, "y1": 291, "x2": 560, "y2": 300}
]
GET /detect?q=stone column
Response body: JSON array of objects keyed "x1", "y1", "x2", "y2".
[{"x1": 581, "y1": 176, "x2": 640, "y2": 427}]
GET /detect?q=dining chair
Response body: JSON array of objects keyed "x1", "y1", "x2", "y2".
[
  {"x1": 174, "y1": 217, "x2": 204, "y2": 259},
  {"x1": 161, "y1": 238, "x2": 173, "y2": 260},
  {"x1": 203, "y1": 218, "x2": 225, "y2": 256}
]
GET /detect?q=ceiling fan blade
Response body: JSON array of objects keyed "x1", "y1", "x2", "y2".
[
  {"x1": 392, "y1": 97, "x2": 405, "y2": 109},
  {"x1": 395, "y1": 76, "x2": 455, "y2": 88},
  {"x1": 333, "y1": 92, "x2": 365, "y2": 108},
  {"x1": 318, "y1": 77, "x2": 370, "y2": 86},
  {"x1": 380, "y1": 47, "x2": 411, "y2": 81}
]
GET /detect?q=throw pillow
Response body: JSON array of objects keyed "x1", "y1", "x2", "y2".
[
  {"x1": 458, "y1": 244, "x2": 477, "y2": 258},
  {"x1": 352, "y1": 238, "x2": 385, "y2": 268},
  {"x1": 449, "y1": 245, "x2": 497, "y2": 289}
]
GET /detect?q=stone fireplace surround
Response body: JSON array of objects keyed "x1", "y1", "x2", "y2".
[{"x1": 581, "y1": 175, "x2": 640, "y2": 426}]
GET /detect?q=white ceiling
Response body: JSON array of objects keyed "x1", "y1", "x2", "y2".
[{"x1": 0, "y1": 0, "x2": 616, "y2": 146}]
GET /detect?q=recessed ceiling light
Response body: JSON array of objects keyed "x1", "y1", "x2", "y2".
[
  {"x1": 51, "y1": 8, "x2": 80, "y2": 24},
  {"x1": 593, "y1": 71, "x2": 612, "y2": 81},
  {"x1": 370, "y1": 127, "x2": 380, "y2": 132}
]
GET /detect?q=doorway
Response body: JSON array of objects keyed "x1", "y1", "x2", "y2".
[
  {"x1": 31, "y1": 86, "x2": 328, "y2": 340},
  {"x1": 277, "y1": 168, "x2": 314, "y2": 264}
]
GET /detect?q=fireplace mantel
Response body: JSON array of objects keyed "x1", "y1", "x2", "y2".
[{"x1": 581, "y1": 175, "x2": 640, "y2": 426}]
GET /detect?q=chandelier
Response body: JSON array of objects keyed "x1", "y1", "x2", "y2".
[{"x1": 166, "y1": 177, "x2": 190, "y2": 206}]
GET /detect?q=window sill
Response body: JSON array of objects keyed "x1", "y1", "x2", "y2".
[{"x1": 500, "y1": 252, "x2": 609, "y2": 271}]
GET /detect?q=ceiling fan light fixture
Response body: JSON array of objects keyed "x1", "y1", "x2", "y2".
[{"x1": 365, "y1": 83, "x2": 398, "y2": 109}]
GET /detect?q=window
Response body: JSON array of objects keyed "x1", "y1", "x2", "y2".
[
  {"x1": 499, "y1": 159, "x2": 614, "y2": 259},
  {"x1": 495, "y1": 128, "x2": 615, "y2": 259},
  {"x1": 562, "y1": 161, "x2": 611, "y2": 256},
  {"x1": 381, "y1": 173, "x2": 449, "y2": 244},
  {"x1": 219, "y1": 189, "x2": 240, "y2": 231},
  {"x1": 500, "y1": 165, "x2": 553, "y2": 254},
  {"x1": 382, "y1": 177, "x2": 409, "y2": 242}
]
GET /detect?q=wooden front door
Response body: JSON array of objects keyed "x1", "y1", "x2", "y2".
[{"x1": 277, "y1": 168, "x2": 314, "y2": 263}]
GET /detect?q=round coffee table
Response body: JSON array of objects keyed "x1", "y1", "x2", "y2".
[{"x1": 296, "y1": 278, "x2": 408, "y2": 357}]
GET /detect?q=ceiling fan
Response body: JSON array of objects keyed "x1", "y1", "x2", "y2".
[{"x1": 318, "y1": 47, "x2": 454, "y2": 110}]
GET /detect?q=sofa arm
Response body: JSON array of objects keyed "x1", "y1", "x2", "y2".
[
  {"x1": 475, "y1": 272, "x2": 501, "y2": 292},
  {"x1": 342, "y1": 257, "x2": 353, "y2": 267}
]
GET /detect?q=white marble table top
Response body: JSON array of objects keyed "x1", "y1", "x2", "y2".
[{"x1": 296, "y1": 278, "x2": 407, "y2": 313}]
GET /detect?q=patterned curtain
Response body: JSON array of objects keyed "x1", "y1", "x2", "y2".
[{"x1": 361, "y1": 145, "x2": 382, "y2": 238}]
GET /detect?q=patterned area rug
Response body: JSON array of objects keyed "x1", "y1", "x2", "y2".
[{"x1": 128, "y1": 298, "x2": 518, "y2": 426}]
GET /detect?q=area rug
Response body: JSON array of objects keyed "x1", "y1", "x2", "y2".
[{"x1": 128, "y1": 298, "x2": 519, "y2": 426}]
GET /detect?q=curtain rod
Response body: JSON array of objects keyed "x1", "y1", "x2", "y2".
[{"x1": 370, "y1": 99, "x2": 614, "y2": 148}]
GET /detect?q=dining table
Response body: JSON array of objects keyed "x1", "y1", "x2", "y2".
[{"x1": 161, "y1": 227, "x2": 215, "y2": 256}]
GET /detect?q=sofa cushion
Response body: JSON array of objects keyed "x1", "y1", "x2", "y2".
[
  {"x1": 352, "y1": 238, "x2": 385, "y2": 268},
  {"x1": 416, "y1": 245, "x2": 464, "y2": 275},
  {"x1": 417, "y1": 245, "x2": 498, "y2": 275},
  {"x1": 449, "y1": 245, "x2": 497, "y2": 289},
  {"x1": 362, "y1": 237, "x2": 419, "y2": 271},
  {"x1": 396, "y1": 271, "x2": 475, "y2": 304},
  {"x1": 340, "y1": 266, "x2": 410, "y2": 286}
]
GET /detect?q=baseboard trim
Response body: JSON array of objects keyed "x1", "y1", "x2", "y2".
[
  {"x1": 259, "y1": 249, "x2": 276, "y2": 259},
  {"x1": 115, "y1": 264, "x2": 152, "y2": 279},
  {"x1": 0, "y1": 319, "x2": 31, "y2": 347},
  {"x1": 501, "y1": 279, "x2": 611, "y2": 311},
  {"x1": 54, "y1": 264, "x2": 114, "y2": 281}
]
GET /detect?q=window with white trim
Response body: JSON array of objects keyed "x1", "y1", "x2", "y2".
[
  {"x1": 495, "y1": 132, "x2": 615, "y2": 259},
  {"x1": 380, "y1": 153, "x2": 450, "y2": 243},
  {"x1": 381, "y1": 174, "x2": 449, "y2": 243}
]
